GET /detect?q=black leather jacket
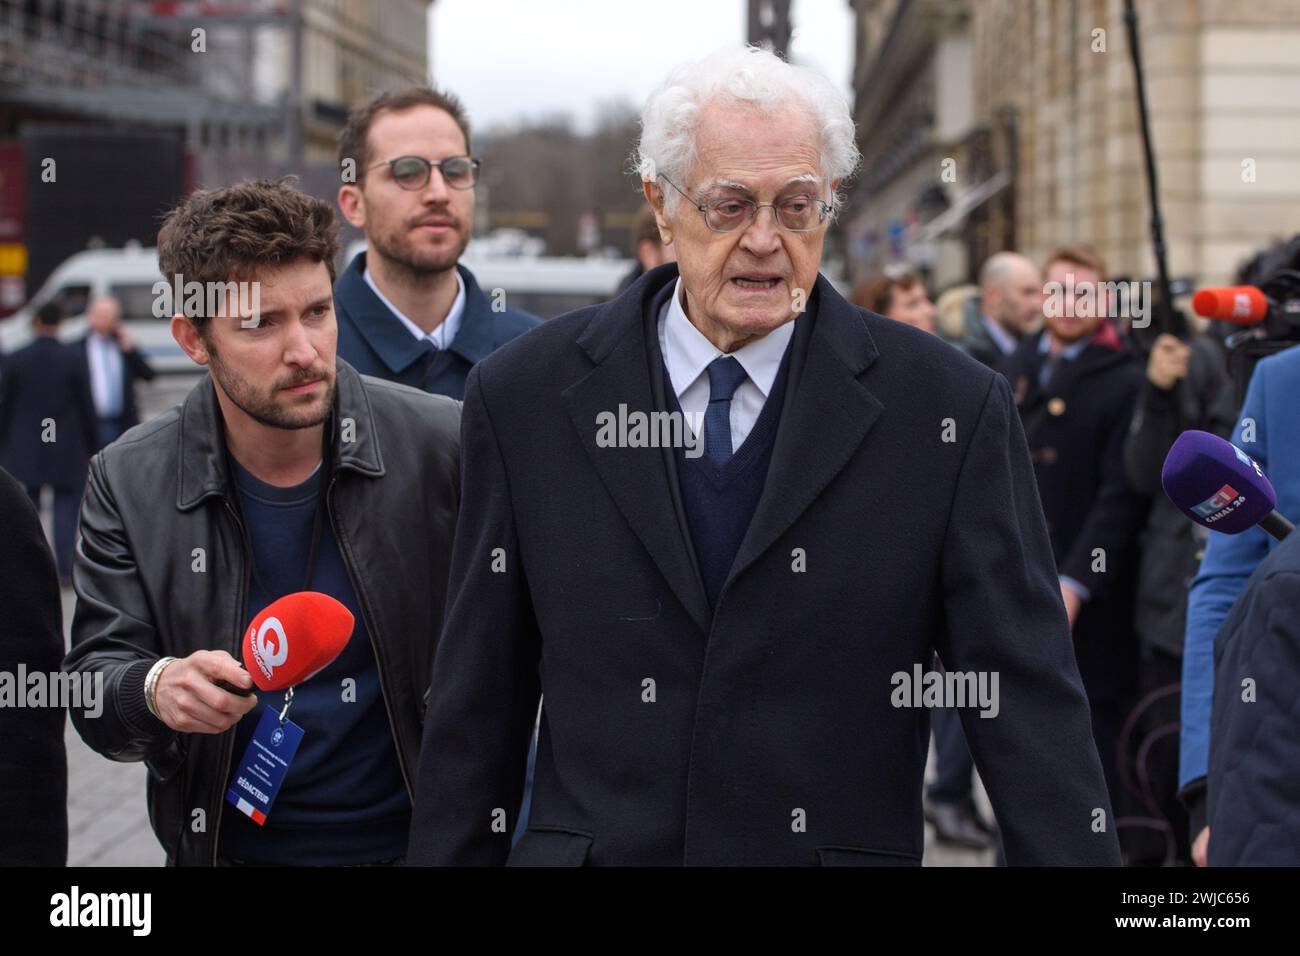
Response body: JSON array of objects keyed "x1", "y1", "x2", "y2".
[{"x1": 63, "y1": 361, "x2": 460, "y2": 865}]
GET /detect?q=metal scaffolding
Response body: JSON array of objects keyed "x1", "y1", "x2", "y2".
[{"x1": 0, "y1": 0, "x2": 300, "y2": 157}]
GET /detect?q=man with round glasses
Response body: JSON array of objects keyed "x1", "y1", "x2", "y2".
[
  {"x1": 409, "y1": 47, "x2": 1118, "y2": 867},
  {"x1": 335, "y1": 87, "x2": 539, "y2": 399}
]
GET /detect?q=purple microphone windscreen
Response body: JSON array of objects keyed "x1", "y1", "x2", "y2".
[{"x1": 1162, "y1": 430, "x2": 1276, "y2": 534}]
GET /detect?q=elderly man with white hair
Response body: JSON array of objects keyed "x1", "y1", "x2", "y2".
[{"x1": 407, "y1": 46, "x2": 1119, "y2": 866}]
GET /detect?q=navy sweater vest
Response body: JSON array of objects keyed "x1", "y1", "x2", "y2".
[{"x1": 665, "y1": 344, "x2": 792, "y2": 609}]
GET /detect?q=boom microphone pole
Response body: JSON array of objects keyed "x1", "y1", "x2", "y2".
[{"x1": 1123, "y1": 0, "x2": 1187, "y2": 347}]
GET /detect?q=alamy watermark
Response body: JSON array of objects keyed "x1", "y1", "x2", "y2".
[
  {"x1": 891, "y1": 663, "x2": 999, "y2": 718},
  {"x1": 50, "y1": 886, "x2": 150, "y2": 936},
  {"x1": 0, "y1": 667, "x2": 103, "y2": 719},
  {"x1": 1044, "y1": 273, "x2": 1151, "y2": 329},
  {"x1": 596, "y1": 406, "x2": 705, "y2": 459},
  {"x1": 151, "y1": 275, "x2": 262, "y2": 326}
]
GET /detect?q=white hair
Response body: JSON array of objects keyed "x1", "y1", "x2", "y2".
[{"x1": 636, "y1": 45, "x2": 860, "y2": 216}]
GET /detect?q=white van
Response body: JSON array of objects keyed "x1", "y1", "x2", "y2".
[
  {"x1": 0, "y1": 245, "x2": 194, "y2": 373},
  {"x1": 342, "y1": 239, "x2": 635, "y2": 320}
]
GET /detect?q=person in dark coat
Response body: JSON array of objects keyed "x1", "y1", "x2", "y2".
[
  {"x1": 407, "y1": 47, "x2": 1119, "y2": 867},
  {"x1": 0, "y1": 465, "x2": 68, "y2": 865},
  {"x1": 1121, "y1": 328, "x2": 1236, "y2": 864},
  {"x1": 1000, "y1": 245, "x2": 1150, "y2": 815},
  {"x1": 334, "y1": 86, "x2": 539, "y2": 400},
  {"x1": 78, "y1": 294, "x2": 157, "y2": 449},
  {"x1": 945, "y1": 251, "x2": 1043, "y2": 368},
  {"x1": 0, "y1": 302, "x2": 99, "y2": 581},
  {"x1": 1205, "y1": 527, "x2": 1300, "y2": 865}
]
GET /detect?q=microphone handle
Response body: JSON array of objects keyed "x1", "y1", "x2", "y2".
[
  {"x1": 1259, "y1": 510, "x2": 1294, "y2": 541},
  {"x1": 215, "y1": 661, "x2": 255, "y2": 697}
]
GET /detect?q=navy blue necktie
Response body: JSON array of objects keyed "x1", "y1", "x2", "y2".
[
  {"x1": 1038, "y1": 352, "x2": 1061, "y2": 391},
  {"x1": 704, "y1": 356, "x2": 748, "y2": 465}
]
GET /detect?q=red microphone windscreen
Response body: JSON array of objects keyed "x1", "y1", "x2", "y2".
[
  {"x1": 1191, "y1": 286, "x2": 1268, "y2": 323},
  {"x1": 241, "y1": 591, "x2": 354, "y2": 691}
]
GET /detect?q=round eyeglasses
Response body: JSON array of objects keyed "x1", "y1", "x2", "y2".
[
  {"x1": 372, "y1": 155, "x2": 481, "y2": 191},
  {"x1": 659, "y1": 175, "x2": 832, "y2": 233}
]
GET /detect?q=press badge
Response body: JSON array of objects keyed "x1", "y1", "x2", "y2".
[{"x1": 225, "y1": 707, "x2": 304, "y2": 826}]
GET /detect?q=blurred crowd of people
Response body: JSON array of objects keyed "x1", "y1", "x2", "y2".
[
  {"x1": 0, "y1": 296, "x2": 155, "y2": 582},
  {"x1": 850, "y1": 240, "x2": 1293, "y2": 866}
]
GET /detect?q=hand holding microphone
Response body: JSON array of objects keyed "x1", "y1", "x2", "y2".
[
  {"x1": 1146, "y1": 332, "x2": 1190, "y2": 390},
  {"x1": 154, "y1": 650, "x2": 257, "y2": 735},
  {"x1": 154, "y1": 591, "x2": 355, "y2": 735}
]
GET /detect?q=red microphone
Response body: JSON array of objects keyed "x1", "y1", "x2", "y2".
[
  {"x1": 1191, "y1": 285, "x2": 1269, "y2": 324},
  {"x1": 239, "y1": 591, "x2": 355, "y2": 692}
]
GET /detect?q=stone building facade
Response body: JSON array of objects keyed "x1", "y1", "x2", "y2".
[{"x1": 847, "y1": 0, "x2": 1300, "y2": 289}]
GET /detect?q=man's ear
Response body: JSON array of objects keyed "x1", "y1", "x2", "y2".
[
  {"x1": 641, "y1": 179, "x2": 673, "y2": 246},
  {"x1": 338, "y1": 183, "x2": 366, "y2": 230},
  {"x1": 171, "y1": 314, "x2": 210, "y2": 367}
]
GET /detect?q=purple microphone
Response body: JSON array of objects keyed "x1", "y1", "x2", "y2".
[{"x1": 1162, "y1": 430, "x2": 1293, "y2": 540}]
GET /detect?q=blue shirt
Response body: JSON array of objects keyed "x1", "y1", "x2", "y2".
[{"x1": 219, "y1": 456, "x2": 409, "y2": 865}]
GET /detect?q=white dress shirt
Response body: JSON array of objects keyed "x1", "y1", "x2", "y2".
[
  {"x1": 363, "y1": 266, "x2": 466, "y2": 351},
  {"x1": 86, "y1": 333, "x2": 124, "y2": 418},
  {"x1": 657, "y1": 277, "x2": 795, "y2": 450}
]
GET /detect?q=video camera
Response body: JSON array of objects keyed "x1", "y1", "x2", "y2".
[{"x1": 1191, "y1": 234, "x2": 1300, "y2": 407}]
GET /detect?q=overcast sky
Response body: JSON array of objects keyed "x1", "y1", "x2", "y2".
[{"x1": 428, "y1": 0, "x2": 855, "y2": 133}]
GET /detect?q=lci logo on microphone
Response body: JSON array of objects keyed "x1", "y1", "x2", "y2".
[
  {"x1": 249, "y1": 616, "x2": 289, "y2": 680},
  {"x1": 1191, "y1": 483, "x2": 1243, "y2": 521}
]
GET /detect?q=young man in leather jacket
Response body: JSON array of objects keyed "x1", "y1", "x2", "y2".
[{"x1": 62, "y1": 179, "x2": 461, "y2": 866}]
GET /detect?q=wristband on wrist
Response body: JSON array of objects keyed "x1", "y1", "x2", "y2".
[{"x1": 144, "y1": 656, "x2": 178, "y2": 719}]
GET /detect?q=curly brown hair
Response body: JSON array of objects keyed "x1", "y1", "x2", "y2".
[{"x1": 157, "y1": 178, "x2": 340, "y2": 330}]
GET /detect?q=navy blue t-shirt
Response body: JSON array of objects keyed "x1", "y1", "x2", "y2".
[{"x1": 218, "y1": 456, "x2": 409, "y2": 865}]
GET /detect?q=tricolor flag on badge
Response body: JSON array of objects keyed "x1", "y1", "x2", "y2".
[
  {"x1": 227, "y1": 791, "x2": 268, "y2": 826},
  {"x1": 224, "y1": 708, "x2": 305, "y2": 828}
]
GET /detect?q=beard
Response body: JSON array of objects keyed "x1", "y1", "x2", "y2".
[
  {"x1": 1046, "y1": 317, "x2": 1102, "y2": 345},
  {"x1": 368, "y1": 209, "x2": 470, "y2": 278},
  {"x1": 994, "y1": 303, "x2": 1030, "y2": 338},
  {"x1": 207, "y1": 341, "x2": 335, "y2": 431}
]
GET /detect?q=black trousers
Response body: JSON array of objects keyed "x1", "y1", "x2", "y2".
[{"x1": 24, "y1": 480, "x2": 84, "y2": 581}]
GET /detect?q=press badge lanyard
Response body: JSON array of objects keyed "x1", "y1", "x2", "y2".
[
  {"x1": 224, "y1": 431, "x2": 332, "y2": 829},
  {"x1": 238, "y1": 427, "x2": 333, "y2": 725}
]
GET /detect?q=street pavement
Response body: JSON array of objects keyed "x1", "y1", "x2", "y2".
[{"x1": 60, "y1": 587, "x2": 164, "y2": 866}]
